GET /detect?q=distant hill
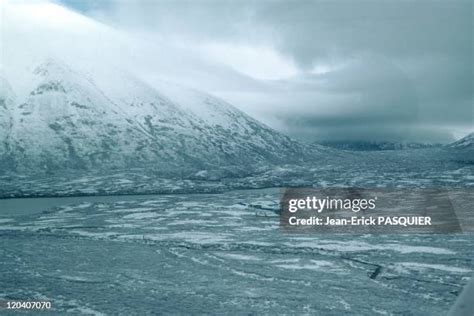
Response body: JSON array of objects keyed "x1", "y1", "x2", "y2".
[
  {"x1": 316, "y1": 140, "x2": 442, "y2": 151},
  {"x1": 448, "y1": 133, "x2": 474, "y2": 149}
]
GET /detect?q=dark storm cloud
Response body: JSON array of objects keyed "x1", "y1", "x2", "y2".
[
  {"x1": 255, "y1": 1, "x2": 472, "y2": 66},
  {"x1": 60, "y1": 0, "x2": 473, "y2": 142},
  {"x1": 273, "y1": 55, "x2": 471, "y2": 141},
  {"x1": 82, "y1": 0, "x2": 472, "y2": 66}
]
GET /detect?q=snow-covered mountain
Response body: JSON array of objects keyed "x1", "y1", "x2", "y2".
[
  {"x1": 0, "y1": 59, "x2": 317, "y2": 174},
  {"x1": 449, "y1": 133, "x2": 474, "y2": 149}
]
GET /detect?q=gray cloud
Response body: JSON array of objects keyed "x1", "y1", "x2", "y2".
[
  {"x1": 79, "y1": 1, "x2": 471, "y2": 65},
  {"x1": 59, "y1": 0, "x2": 474, "y2": 142},
  {"x1": 256, "y1": 1, "x2": 471, "y2": 66}
]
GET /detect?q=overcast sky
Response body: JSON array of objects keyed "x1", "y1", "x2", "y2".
[{"x1": 5, "y1": 0, "x2": 474, "y2": 142}]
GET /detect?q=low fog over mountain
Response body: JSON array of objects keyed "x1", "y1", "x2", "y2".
[
  {"x1": 0, "y1": 1, "x2": 334, "y2": 174},
  {"x1": 3, "y1": 0, "x2": 472, "y2": 146}
]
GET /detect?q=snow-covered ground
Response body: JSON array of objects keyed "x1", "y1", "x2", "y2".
[
  {"x1": 0, "y1": 188, "x2": 472, "y2": 314},
  {"x1": 0, "y1": 144, "x2": 472, "y2": 199}
]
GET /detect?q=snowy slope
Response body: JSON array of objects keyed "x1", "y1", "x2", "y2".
[
  {"x1": 0, "y1": 77, "x2": 14, "y2": 164},
  {"x1": 449, "y1": 133, "x2": 474, "y2": 149},
  {"x1": 0, "y1": 59, "x2": 316, "y2": 174},
  {"x1": 0, "y1": 1, "x2": 321, "y2": 174}
]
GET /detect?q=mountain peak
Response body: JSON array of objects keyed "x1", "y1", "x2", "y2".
[
  {"x1": 33, "y1": 58, "x2": 69, "y2": 77},
  {"x1": 0, "y1": 59, "x2": 317, "y2": 174}
]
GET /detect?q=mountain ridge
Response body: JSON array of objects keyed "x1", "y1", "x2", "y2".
[
  {"x1": 0, "y1": 59, "x2": 321, "y2": 175},
  {"x1": 448, "y1": 133, "x2": 474, "y2": 149},
  {"x1": 316, "y1": 140, "x2": 443, "y2": 151}
]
